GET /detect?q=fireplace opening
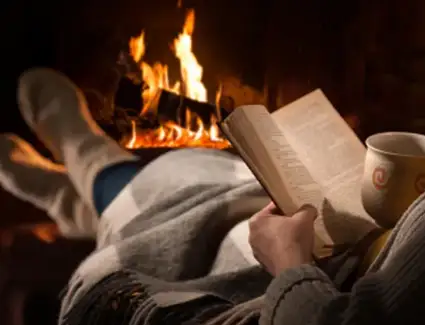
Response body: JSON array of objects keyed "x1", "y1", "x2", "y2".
[
  {"x1": 111, "y1": 9, "x2": 233, "y2": 150},
  {"x1": 36, "y1": 0, "x2": 425, "y2": 150}
]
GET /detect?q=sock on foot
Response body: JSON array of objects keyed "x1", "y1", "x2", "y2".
[
  {"x1": 17, "y1": 68, "x2": 139, "y2": 211},
  {"x1": 0, "y1": 134, "x2": 98, "y2": 238}
]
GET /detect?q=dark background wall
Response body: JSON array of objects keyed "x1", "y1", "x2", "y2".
[{"x1": 4, "y1": 0, "x2": 425, "y2": 139}]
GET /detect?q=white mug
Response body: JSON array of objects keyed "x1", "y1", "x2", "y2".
[{"x1": 362, "y1": 132, "x2": 425, "y2": 228}]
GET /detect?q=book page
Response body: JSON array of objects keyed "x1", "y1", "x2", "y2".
[
  {"x1": 222, "y1": 105, "x2": 325, "y2": 212},
  {"x1": 272, "y1": 90, "x2": 377, "y2": 245}
]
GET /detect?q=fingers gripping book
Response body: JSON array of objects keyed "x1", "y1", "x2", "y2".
[{"x1": 220, "y1": 90, "x2": 378, "y2": 260}]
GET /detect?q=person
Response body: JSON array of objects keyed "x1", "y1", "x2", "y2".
[{"x1": 0, "y1": 68, "x2": 424, "y2": 325}]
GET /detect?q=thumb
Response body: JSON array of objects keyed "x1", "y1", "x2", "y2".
[
  {"x1": 292, "y1": 204, "x2": 318, "y2": 225},
  {"x1": 257, "y1": 201, "x2": 280, "y2": 216}
]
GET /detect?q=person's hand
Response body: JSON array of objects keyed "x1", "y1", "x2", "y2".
[{"x1": 248, "y1": 202, "x2": 318, "y2": 276}]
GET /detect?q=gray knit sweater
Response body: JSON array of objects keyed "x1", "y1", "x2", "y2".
[{"x1": 59, "y1": 148, "x2": 425, "y2": 325}]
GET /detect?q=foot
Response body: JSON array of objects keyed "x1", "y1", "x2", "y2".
[
  {"x1": 0, "y1": 134, "x2": 98, "y2": 238},
  {"x1": 0, "y1": 133, "x2": 66, "y2": 198},
  {"x1": 17, "y1": 68, "x2": 105, "y2": 161},
  {"x1": 18, "y1": 67, "x2": 139, "y2": 210}
]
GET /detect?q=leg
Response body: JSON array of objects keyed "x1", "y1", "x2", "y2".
[
  {"x1": 0, "y1": 134, "x2": 98, "y2": 238},
  {"x1": 17, "y1": 68, "x2": 140, "y2": 213},
  {"x1": 93, "y1": 162, "x2": 141, "y2": 214}
]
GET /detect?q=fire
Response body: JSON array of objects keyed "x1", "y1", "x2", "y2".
[
  {"x1": 126, "y1": 9, "x2": 230, "y2": 149},
  {"x1": 172, "y1": 9, "x2": 206, "y2": 102},
  {"x1": 30, "y1": 223, "x2": 59, "y2": 243},
  {"x1": 0, "y1": 223, "x2": 60, "y2": 246}
]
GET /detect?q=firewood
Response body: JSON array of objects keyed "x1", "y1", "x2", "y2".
[{"x1": 113, "y1": 77, "x2": 231, "y2": 126}]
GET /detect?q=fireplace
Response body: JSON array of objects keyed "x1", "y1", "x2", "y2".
[
  {"x1": 30, "y1": 0, "x2": 423, "y2": 147},
  {"x1": 4, "y1": 1, "x2": 425, "y2": 141},
  {"x1": 2, "y1": 0, "x2": 425, "y2": 253}
]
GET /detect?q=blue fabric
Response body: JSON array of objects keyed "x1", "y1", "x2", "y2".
[{"x1": 93, "y1": 162, "x2": 141, "y2": 214}]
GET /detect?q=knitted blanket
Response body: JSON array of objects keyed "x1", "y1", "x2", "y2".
[
  {"x1": 59, "y1": 148, "x2": 364, "y2": 324},
  {"x1": 60, "y1": 148, "x2": 273, "y2": 324}
]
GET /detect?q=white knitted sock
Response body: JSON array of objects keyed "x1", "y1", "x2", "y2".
[
  {"x1": 0, "y1": 134, "x2": 98, "y2": 238},
  {"x1": 17, "y1": 68, "x2": 139, "y2": 210}
]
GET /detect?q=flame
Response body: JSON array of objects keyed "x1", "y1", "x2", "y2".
[
  {"x1": 31, "y1": 223, "x2": 59, "y2": 243},
  {"x1": 173, "y1": 9, "x2": 206, "y2": 102},
  {"x1": 0, "y1": 223, "x2": 60, "y2": 245},
  {"x1": 129, "y1": 31, "x2": 146, "y2": 63},
  {"x1": 125, "y1": 108, "x2": 229, "y2": 149},
  {"x1": 126, "y1": 9, "x2": 230, "y2": 149}
]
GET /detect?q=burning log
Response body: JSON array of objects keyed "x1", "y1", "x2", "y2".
[
  {"x1": 157, "y1": 88, "x2": 233, "y2": 123},
  {"x1": 114, "y1": 77, "x2": 232, "y2": 125},
  {"x1": 113, "y1": 77, "x2": 232, "y2": 150}
]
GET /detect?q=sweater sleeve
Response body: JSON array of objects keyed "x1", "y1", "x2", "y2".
[{"x1": 261, "y1": 218, "x2": 425, "y2": 325}]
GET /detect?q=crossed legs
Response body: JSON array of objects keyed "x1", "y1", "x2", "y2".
[{"x1": 0, "y1": 68, "x2": 141, "y2": 239}]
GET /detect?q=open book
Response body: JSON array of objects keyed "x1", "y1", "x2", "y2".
[{"x1": 220, "y1": 89, "x2": 378, "y2": 260}]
